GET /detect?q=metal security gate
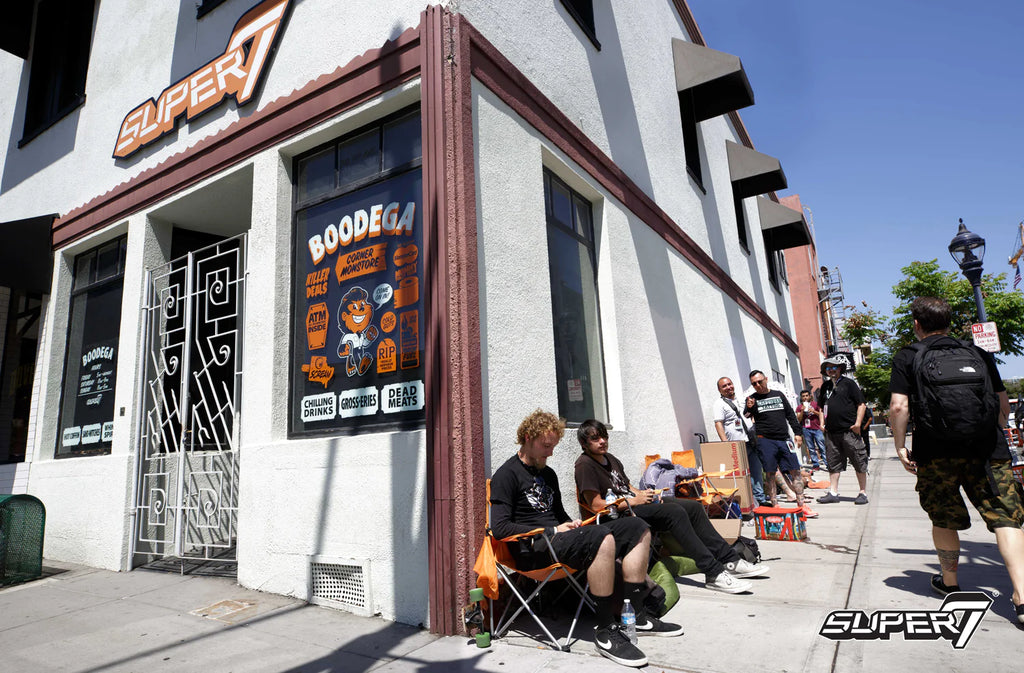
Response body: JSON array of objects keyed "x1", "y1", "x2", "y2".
[{"x1": 130, "y1": 234, "x2": 246, "y2": 567}]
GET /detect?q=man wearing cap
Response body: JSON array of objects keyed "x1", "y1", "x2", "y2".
[{"x1": 816, "y1": 355, "x2": 869, "y2": 505}]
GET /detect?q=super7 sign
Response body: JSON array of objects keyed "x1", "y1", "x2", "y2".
[{"x1": 113, "y1": 0, "x2": 290, "y2": 159}]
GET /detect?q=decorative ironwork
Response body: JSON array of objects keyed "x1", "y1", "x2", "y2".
[{"x1": 132, "y1": 234, "x2": 245, "y2": 564}]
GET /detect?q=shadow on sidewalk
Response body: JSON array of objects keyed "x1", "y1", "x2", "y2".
[{"x1": 883, "y1": 538, "x2": 1024, "y2": 627}]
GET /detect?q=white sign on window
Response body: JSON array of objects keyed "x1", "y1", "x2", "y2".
[
  {"x1": 971, "y1": 322, "x2": 1000, "y2": 352},
  {"x1": 567, "y1": 379, "x2": 584, "y2": 402}
]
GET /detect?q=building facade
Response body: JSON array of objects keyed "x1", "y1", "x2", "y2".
[
  {"x1": 0, "y1": 0, "x2": 809, "y2": 633},
  {"x1": 780, "y1": 194, "x2": 831, "y2": 394}
]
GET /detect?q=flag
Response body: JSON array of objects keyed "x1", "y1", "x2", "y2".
[{"x1": 1015, "y1": 264, "x2": 1022, "y2": 290}]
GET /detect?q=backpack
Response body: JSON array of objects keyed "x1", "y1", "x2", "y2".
[
  {"x1": 731, "y1": 535, "x2": 761, "y2": 564},
  {"x1": 637, "y1": 458, "x2": 700, "y2": 492},
  {"x1": 908, "y1": 336, "x2": 999, "y2": 444}
]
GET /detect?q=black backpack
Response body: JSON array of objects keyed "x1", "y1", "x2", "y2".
[
  {"x1": 731, "y1": 535, "x2": 761, "y2": 564},
  {"x1": 909, "y1": 336, "x2": 999, "y2": 443}
]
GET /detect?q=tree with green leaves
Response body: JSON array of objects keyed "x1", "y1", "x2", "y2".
[{"x1": 841, "y1": 259, "x2": 1024, "y2": 410}]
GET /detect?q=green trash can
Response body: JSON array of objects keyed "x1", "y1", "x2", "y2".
[{"x1": 0, "y1": 494, "x2": 45, "y2": 586}]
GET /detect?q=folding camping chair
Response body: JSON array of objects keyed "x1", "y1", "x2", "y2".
[
  {"x1": 645, "y1": 452, "x2": 741, "y2": 519},
  {"x1": 473, "y1": 479, "x2": 596, "y2": 651}
]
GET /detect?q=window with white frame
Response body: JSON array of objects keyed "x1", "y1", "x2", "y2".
[
  {"x1": 543, "y1": 169, "x2": 608, "y2": 423},
  {"x1": 57, "y1": 237, "x2": 127, "y2": 457}
]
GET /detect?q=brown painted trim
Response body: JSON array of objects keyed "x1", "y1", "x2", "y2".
[
  {"x1": 422, "y1": 6, "x2": 487, "y2": 636},
  {"x1": 462, "y1": 19, "x2": 799, "y2": 354},
  {"x1": 52, "y1": 26, "x2": 423, "y2": 248}
]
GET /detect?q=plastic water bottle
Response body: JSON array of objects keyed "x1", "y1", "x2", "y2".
[
  {"x1": 604, "y1": 489, "x2": 618, "y2": 519},
  {"x1": 621, "y1": 599, "x2": 637, "y2": 644}
]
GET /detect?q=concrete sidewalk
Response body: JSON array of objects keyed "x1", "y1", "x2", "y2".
[{"x1": 1, "y1": 438, "x2": 1020, "y2": 672}]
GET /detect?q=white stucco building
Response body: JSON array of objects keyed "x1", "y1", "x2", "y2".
[{"x1": 0, "y1": 0, "x2": 810, "y2": 632}]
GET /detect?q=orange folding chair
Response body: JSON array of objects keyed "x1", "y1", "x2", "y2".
[
  {"x1": 670, "y1": 450, "x2": 741, "y2": 518},
  {"x1": 473, "y1": 479, "x2": 595, "y2": 651}
]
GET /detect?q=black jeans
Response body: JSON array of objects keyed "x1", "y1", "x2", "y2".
[{"x1": 632, "y1": 498, "x2": 739, "y2": 577}]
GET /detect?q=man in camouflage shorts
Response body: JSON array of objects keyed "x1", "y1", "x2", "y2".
[{"x1": 889, "y1": 297, "x2": 1024, "y2": 625}]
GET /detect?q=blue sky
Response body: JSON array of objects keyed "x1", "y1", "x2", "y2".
[{"x1": 685, "y1": 0, "x2": 1024, "y2": 379}]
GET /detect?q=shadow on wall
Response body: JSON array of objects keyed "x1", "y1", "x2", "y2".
[
  {"x1": 743, "y1": 229, "x2": 782, "y2": 378},
  {"x1": 582, "y1": 0, "x2": 654, "y2": 198},
  {"x1": 307, "y1": 430, "x2": 428, "y2": 627},
  {"x1": 1, "y1": 66, "x2": 82, "y2": 195},
  {"x1": 696, "y1": 148, "x2": 755, "y2": 382}
]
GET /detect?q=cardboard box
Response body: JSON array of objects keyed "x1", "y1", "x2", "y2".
[
  {"x1": 709, "y1": 517, "x2": 741, "y2": 544},
  {"x1": 698, "y1": 441, "x2": 755, "y2": 514}
]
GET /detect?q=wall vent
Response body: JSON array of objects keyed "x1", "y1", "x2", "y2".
[{"x1": 308, "y1": 555, "x2": 372, "y2": 616}]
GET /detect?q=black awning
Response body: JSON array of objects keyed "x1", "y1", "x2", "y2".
[
  {"x1": 0, "y1": 215, "x2": 56, "y2": 294},
  {"x1": 727, "y1": 140, "x2": 786, "y2": 198},
  {"x1": 672, "y1": 38, "x2": 754, "y2": 121},
  {"x1": 757, "y1": 197, "x2": 811, "y2": 250},
  {"x1": 0, "y1": 2, "x2": 33, "y2": 59}
]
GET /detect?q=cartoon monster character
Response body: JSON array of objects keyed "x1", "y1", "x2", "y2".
[{"x1": 337, "y1": 286, "x2": 379, "y2": 376}]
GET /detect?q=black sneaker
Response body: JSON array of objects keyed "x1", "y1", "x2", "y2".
[
  {"x1": 1013, "y1": 598, "x2": 1024, "y2": 625},
  {"x1": 930, "y1": 574, "x2": 960, "y2": 597},
  {"x1": 594, "y1": 623, "x2": 647, "y2": 667},
  {"x1": 635, "y1": 614, "x2": 684, "y2": 637},
  {"x1": 817, "y1": 493, "x2": 841, "y2": 504}
]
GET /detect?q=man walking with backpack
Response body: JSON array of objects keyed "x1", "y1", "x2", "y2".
[{"x1": 889, "y1": 296, "x2": 1024, "y2": 623}]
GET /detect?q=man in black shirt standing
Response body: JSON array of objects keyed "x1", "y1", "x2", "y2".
[
  {"x1": 489, "y1": 410, "x2": 681, "y2": 667},
  {"x1": 816, "y1": 355, "x2": 868, "y2": 505},
  {"x1": 890, "y1": 297, "x2": 1024, "y2": 622},
  {"x1": 744, "y1": 371, "x2": 810, "y2": 515}
]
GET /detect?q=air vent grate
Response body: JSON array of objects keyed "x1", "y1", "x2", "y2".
[{"x1": 309, "y1": 556, "x2": 372, "y2": 615}]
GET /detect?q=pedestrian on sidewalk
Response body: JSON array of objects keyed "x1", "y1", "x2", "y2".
[
  {"x1": 889, "y1": 296, "x2": 1024, "y2": 624},
  {"x1": 713, "y1": 376, "x2": 769, "y2": 506},
  {"x1": 744, "y1": 370, "x2": 816, "y2": 517},
  {"x1": 797, "y1": 389, "x2": 826, "y2": 469},
  {"x1": 816, "y1": 356, "x2": 869, "y2": 505}
]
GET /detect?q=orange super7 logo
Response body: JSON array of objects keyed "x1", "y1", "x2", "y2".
[{"x1": 113, "y1": 0, "x2": 290, "y2": 159}]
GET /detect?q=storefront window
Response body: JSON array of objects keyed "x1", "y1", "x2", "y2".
[
  {"x1": 291, "y1": 108, "x2": 424, "y2": 436},
  {"x1": 57, "y1": 237, "x2": 127, "y2": 456},
  {"x1": 543, "y1": 169, "x2": 608, "y2": 423},
  {"x1": 0, "y1": 290, "x2": 43, "y2": 464}
]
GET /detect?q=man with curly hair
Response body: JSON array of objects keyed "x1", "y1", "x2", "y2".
[{"x1": 490, "y1": 410, "x2": 681, "y2": 667}]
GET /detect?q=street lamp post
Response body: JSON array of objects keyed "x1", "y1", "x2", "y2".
[{"x1": 948, "y1": 218, "x2": 987, "y2": 322}]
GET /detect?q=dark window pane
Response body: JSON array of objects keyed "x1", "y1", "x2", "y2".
[
  {"x1": 297, "y1": 147, "x2": 335, "y2": 202},
  {"x1": 382, "y1": 113, "x2": 421, "y2": 171},
  {"x1": 95, "y1": 240, "x2": 120, "y2": 281},
  {"x1": 74, "y1": 252, "x2": 94, "y2": 290},
  {"x1": 59, "y1": 276, "x2": 124, "y2": 456},
  {"x1": 734, "y1": 190, "x2": 748, "y2": 251},
  {"x1": 338, "y1": 129, "x2": 380, "y2": 187},
  {"x1": 22, "y1": 0, "x2": 96, "y2": 141},
  {"x1": 573, "y1": 195, "x2": 592, "y2": 239},
  {"x1": 550, "y1": 180, "x2": 572, "y2": 229},
  {"x1": 679, "y1": 91, "x2": 702, "y2": 186}
]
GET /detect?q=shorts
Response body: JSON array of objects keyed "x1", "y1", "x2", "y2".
[
  {"x1": 824, "y1": 430, "x2": 868, "y2": 473},
  {"x1": 916, "y1": 458, "x2": 1024, "y2": 532},
  {"x1": 757, "y1": 437, "x2": 800, "y2": 474},
  {"x1": 514, "y1": 516, "x2": 649, "y2": 571}
]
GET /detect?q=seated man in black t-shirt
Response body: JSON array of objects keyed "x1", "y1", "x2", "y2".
[
  {"x1": 574, "y1": 419, "x2": 768, "y2": 595},
  {"x1": 490, "y1": 410, "x2": 681, "y2": 667}
]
